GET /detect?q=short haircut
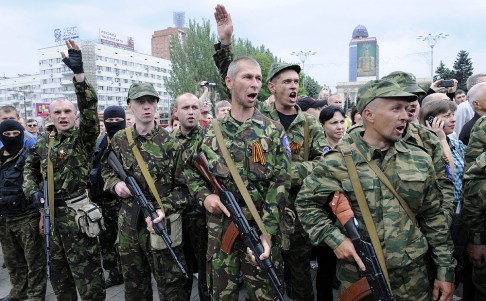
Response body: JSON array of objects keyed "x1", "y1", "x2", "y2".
[
  {"x1": 419, "y1": 99, "x2": 457, "y2": 126},
  {"x1": 0, "y1": 105, "x2": 19, "y2": 117},
  {"x1": 175, "y1": 93, "x2": 198, "y2": 109},
  {"x1": 215, "y1": 100, "x2": 231, "y2": 111},
  {"x1": 227, "y1": 57, "x2": 260, "y2": 80},
  {"x1": 466, "y1": 73, "x2": 486, "y2": 90},
  {"x1": 467, "y1": 82, "x2": 486, "y2": 106},
  {"x1": 454, "y1": 89, "x2": 465, "y2": 97},
  {"x1": 26, "y1": 118, "x2": 37, "y2": 123},
  {"x1": 319, "y1": 106, "x2": 346, "y2": 124}
]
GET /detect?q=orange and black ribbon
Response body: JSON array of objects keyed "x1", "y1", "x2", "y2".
[
  {"x1": 289, "y1": 141, "x2": 301, "y2": 155},
  {"x1": 252, "y1": 141, "x2": 267, "y2": 166}
]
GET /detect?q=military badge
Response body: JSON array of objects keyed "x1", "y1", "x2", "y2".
[
  {"x1": 289, "y1": 141, "x2": 301, "y2": 155},
  {"x1": 59, "y1": 149, "x2": 68, "y2": 159}
]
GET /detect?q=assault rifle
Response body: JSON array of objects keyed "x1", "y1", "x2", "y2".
[
  {"x1": 193, "y1": 152, "x2": 285, "y2": 301},
  {"x1": 107, "y1": 152, "x2": 189, "y2": 279},
  {"x1": 330, "y1": 192, "x2": 395, "y2": 301},
  {"x1": 43, "y1": 179, "x2": 51, "y2": 279}
]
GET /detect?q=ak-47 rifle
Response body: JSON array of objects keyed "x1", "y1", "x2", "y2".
[
  {"x1": 193, "y1": 152, "x2": 285, "y2": 301},
  {"x1": 43, "y1": 179, "x2": 51, "y2": 279},
  {"x1": 330, "y1": 192, "x2": 395, "y2": 301},
  {"x1": 107, "y1": 152, "x2": 188, "y2": 279}
]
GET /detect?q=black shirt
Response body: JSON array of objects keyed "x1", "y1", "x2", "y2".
[
  {"x1": 459, "y1": 112, "x2": 481, "y2": 145},
  {"x1": 277, "y1": 111, "x2": 297, "y2": 131}
]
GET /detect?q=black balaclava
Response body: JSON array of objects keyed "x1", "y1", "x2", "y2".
[
  {"x1": 0, "y1": 120, "x2": 24, "y2": 154},
  {"x1": 103, "y1": 106, "x2": 126, "y2": 137}
]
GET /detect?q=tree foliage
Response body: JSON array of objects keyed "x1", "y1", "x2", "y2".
[
  {"x1": 303, "y1": 75, "x2": 322, "y2": 99},
  {"x1": 434, "y1": 51, "x2": 474, "y2": 91}
]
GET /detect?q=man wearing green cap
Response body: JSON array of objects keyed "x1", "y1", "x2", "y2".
[
  {"x1": 295, "y1": 79, "x2": 456, "y2": 300},
  {"x1": 213, "y1": 5, "x2": 325, "y2": 299},
  {"x1": 101, "y1": 82, "x2": 190, "y2": 300}
]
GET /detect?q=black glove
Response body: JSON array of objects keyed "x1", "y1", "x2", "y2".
[
  {"x1": 62, "y1": 49, "x2": 84, "y2": 74},
  {"x1": 31, "y1": 191, "x2": 43, "y2": 210}
]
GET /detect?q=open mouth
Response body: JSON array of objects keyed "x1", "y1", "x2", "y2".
[
  {"x1": 396, "y1": 124, "x2": 406, "y2": 134},
  {"x1": 289, "y1": 92, "x2": 297, "y2": 98},
  {"x1": 59, "y1": 121, "x2": 69, "y2": 126},
  {"x1": 247, "y1": 93, "x2": 258, "y2": 100}
]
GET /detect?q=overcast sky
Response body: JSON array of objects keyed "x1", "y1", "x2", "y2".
[{"x1": 1, "y1": 0, "x2": 485, "y2": 92}]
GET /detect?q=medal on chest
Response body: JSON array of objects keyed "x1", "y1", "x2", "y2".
[{"x1": 59, "y1": 149, "x2": 68, "y2": 159}]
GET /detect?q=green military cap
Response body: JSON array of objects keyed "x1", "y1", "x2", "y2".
[
  {"x1": 382, "y1": 71, "x2": 426, "y2": 96},
  {"x1": 127, "y1": 83, "x2": 159, "y2": 103},
  {"x1": 356, "y1": 79, "x2": 417, "y2": 113},
  {"x1": 267, "y1": 62, "x2": 301, "y2": 82}
]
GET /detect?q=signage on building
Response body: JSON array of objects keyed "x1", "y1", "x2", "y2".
[
  {"x1": 35, "y1": 103, "x2": 50, "y2": 117},
  {"x1": 54, "y1": 26, "x2": 79, "y2": 44},
  {"x1": 99, "y1": 29, "x2": 135, "y2": 51},
  {"x1": 357, "y1": 40, "x2": 377, "y2": 77}
]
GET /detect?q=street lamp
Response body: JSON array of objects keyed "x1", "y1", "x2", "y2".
[
  {"x1": 417, "y1": 33, "x2": 449, "y2": 80},
  {"x1": 290, "y1": 50, "x2": 316, "y2": 86}
]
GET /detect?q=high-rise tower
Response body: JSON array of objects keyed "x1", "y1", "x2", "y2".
[{"x1": 349, "y1": 25, "x2": 379, "y2": 82}]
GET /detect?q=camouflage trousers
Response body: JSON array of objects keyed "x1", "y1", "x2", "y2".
[
  {"x1": 281, "y1": 217, "x2": 314, "y2": 301},
  {"x1": 50, "y1": 206, "x2": 105, "y2": 301},
  {"x1": 182, "y1": 212, "x2": 210, "y2": 301},
  {"x1": 472, "y1": 264, "x2": 486, "y2": 300},
  {"x1": 0, "y1": 210, "x2": 46, "y2": 300},
  {"x1": 208, "y1": 235, "x2": 284, "y2": 301},
  {"x1": 98, "y1": 196, "x2": 121, "y2": 272},
  {"x1": 118, "y1": 207, "x2": 189, "y2": 301},
  {"x1": 337, "y1": 256, "x2": 432, "y2": 301}
]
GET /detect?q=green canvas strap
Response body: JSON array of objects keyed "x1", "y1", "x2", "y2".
[
  {"x1": 340, "y1": 145, "x2": 391, "y2": 288},
  {"x1": 304, "y1": 113, "x2": 310, "y2": 161},
  {"x1": 211, "y1": 119, "x2": 271, "y2": 245},
  {"x1": 125, "y1": 128, "x2": 165, "y2": 215},
  {"x1": 47, "y1": 133, "x2": 56, "y2": 223}
]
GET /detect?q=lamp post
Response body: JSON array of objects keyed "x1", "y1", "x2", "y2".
[
  {"x1": 417, "y1": 33, "x2": 448, "y2": 81},
  {"x1": 290, "y1": 50, "x2": 316, "y2": 86}
]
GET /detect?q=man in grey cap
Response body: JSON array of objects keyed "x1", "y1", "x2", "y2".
[
  {"x1": 212, "y1": 5, "x2": 327, "y2": 299},
  {"x1": 296, "y1": 78, "x2": 456, "y2": 301},
  {"x1": 101, "y1": 82, "x2": 190, "y2": 300}
]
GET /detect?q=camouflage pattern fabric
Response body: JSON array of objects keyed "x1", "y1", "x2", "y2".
[
  {"x1": 0, "y1": 211, "x2": 46, "y2": 300},
  {"x1": 295, "y1": 134, "x2": 456, "y2": 298},
  {"x1": 172, "y1": 126, "x2": 210, "y2": 301},
  {"x1": 97, "y1": 193, "x2": 122, "y2": 272},
  {"x1": 102, "y1": 124, "x2": 189, "y2": 300},
  {"x1": 346, "y1": 121, "x2": 456, "y2": 225},
  {"x1": 463, "y1": 115, "x2": 486, "y2": 299},
  {"x1": 189, "y1": 110, "x2": 290, "y2": 300},
  {"x1": 22, "y1": 78, "x2": 105, "y2": 301}
]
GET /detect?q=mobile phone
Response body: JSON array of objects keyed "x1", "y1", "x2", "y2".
[
  {"x1": 427, "y1": 115, "x2": 435, "y2": 126},
  {"x1": 440, "y1": 80, "x2": 454, "y2": 88}
]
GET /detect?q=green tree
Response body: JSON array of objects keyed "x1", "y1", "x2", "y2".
[
  {"x1": 434, "y1": 60, "x2": 454, "y2": 82},
  {"x1": 303, "y1": 75, "x2": 322, "y2": 99},
  {"x1": 452, "y1": 50, "x2": 474, "y2": 91}
]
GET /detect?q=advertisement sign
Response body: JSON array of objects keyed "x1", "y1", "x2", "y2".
[
  {"x1": 35, "y1": 103, "x2": 50, "y2": 117},
  {"x1": 54, "y1": 26, "x2": 79, "y2": 44},
  {"x1": 357, "y1": 41, "x2": 377, "y2": 77},
  {"x1": 99, "y1": 29, "x2": 135, "y2": 51}
]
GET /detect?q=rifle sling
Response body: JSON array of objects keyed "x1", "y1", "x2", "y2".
[
  {"x1": 125, "y1": 128, "x2": 166, "y2": 215},
  {"x1": 211, "y1": 119, "x2": 271, "y2": 245},
  {"x1": 304, "y1": 113, "x2": 310, "y2": 161},
  {"x1": 340, "y1": 145, "x2": 391, "y2": 288},
  {"x1": 47, "y1": 133, "x2": 55, "y2": 223}
]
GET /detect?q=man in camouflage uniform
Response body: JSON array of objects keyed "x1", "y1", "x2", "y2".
[
  {"x1": 347, "y1": 71, "x2": 456, "y2": 224},
  {"x1": 23, "y1": 39, "x2": 105, "y2": 301},
  {"x1": 0, "y1": 120, "x2": 46, "y2": 301},
  {"x1": 171, "y1": 93, "x2": 210, "y2": 301},
  {"x1": 189, "y1": 55, "x2": 290, "y2": 300},
  {"x1": 89, "y1": 106, "x2": 126, "y2": 288},
  {"x1": 101, "y1": 83, "x2": 189, "y2": 300},
  {"x1": 296, "y1": 79, "x2": 456, "y2": 301},
  {"x1": 462, "y1": 83, "x2": 486, "y2": 300},
  {"x1": 212, "y1": 6, "x2": 325, "y2": 299}
]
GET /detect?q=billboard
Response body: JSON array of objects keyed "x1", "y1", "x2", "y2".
[
  {"x1": 54, "y1": 26, "x2": 79, "y2": 44},
  {"x1": 35, "y1": 103, "x2": 50, "y2": 117},
  {"x1": 357, "y1": 41, "x2": 377, "y2": 77},
  {"x1": 99, "y1": 29, "x2": 134, "y2": 51}
]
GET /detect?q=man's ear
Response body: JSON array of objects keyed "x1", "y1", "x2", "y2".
[
  {"x1": 225, "y1": 76, "x2": 232, "y2": 90},
  {"x1": 267, "y1": 81, "x2": 275, "y2": 94},
  {"x1": 173, "y1": 108, "x2": 178, "y2": 118},
  {"x1": 362, "y1": 108, "x2": 374, "y2": 123}
]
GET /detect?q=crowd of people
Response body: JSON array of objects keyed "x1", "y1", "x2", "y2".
[{"x1": 1, "y1": 4, "x2": 486, "y2": 301}]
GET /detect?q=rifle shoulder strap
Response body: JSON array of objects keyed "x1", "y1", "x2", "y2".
[
  {"x1": 125, "y1": 128, "x2": 166, "y2": 215},
  {"x1": 410, "y1": 125, "x2": 424, "y2": 148},
  {"x1": 352, "y1": 147, "x2": 417, "y2": 225},
  {"x1": 304, "y1": 113, "x2": 310, "y2": 161},
  {"x1": 339, "y1": 145, "x2": 391, "y2": 288},
  {"x1": 211, "y1": 119, "x2": 271, "y2": 244},
  {"x1": 47, "y1": 132, "x2": 56, "y2": 223}
]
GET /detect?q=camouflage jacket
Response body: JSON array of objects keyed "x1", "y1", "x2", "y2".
[
  {"x1": 463, "y1": 115, "x2": 486, "y2": 245},
  {"x1": 213, "y1": 43, "x2": 326, "y2": 194},
  {"x1": 295, "y1": 134, "x2": 456, "y2": 282},
  {"x1": 102, "y1": 125, "x2": 183, "y2": 217},
  {"x1": 190, "y1": 110, "x2": 290, "y2": 236},
  {"x1": 172, "y1": 126, "x2": 204, "y2": 215},
  {"x1": 346, "y1": 122, "x2": 455, "y2": 225},
  {"x1": 23, "y1": 79, "x2": 99, "y2": 200}
]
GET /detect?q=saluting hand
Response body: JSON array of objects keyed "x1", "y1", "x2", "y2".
[{"x1": 214, "y1": 4, "x2": 233, "y2": 45}]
